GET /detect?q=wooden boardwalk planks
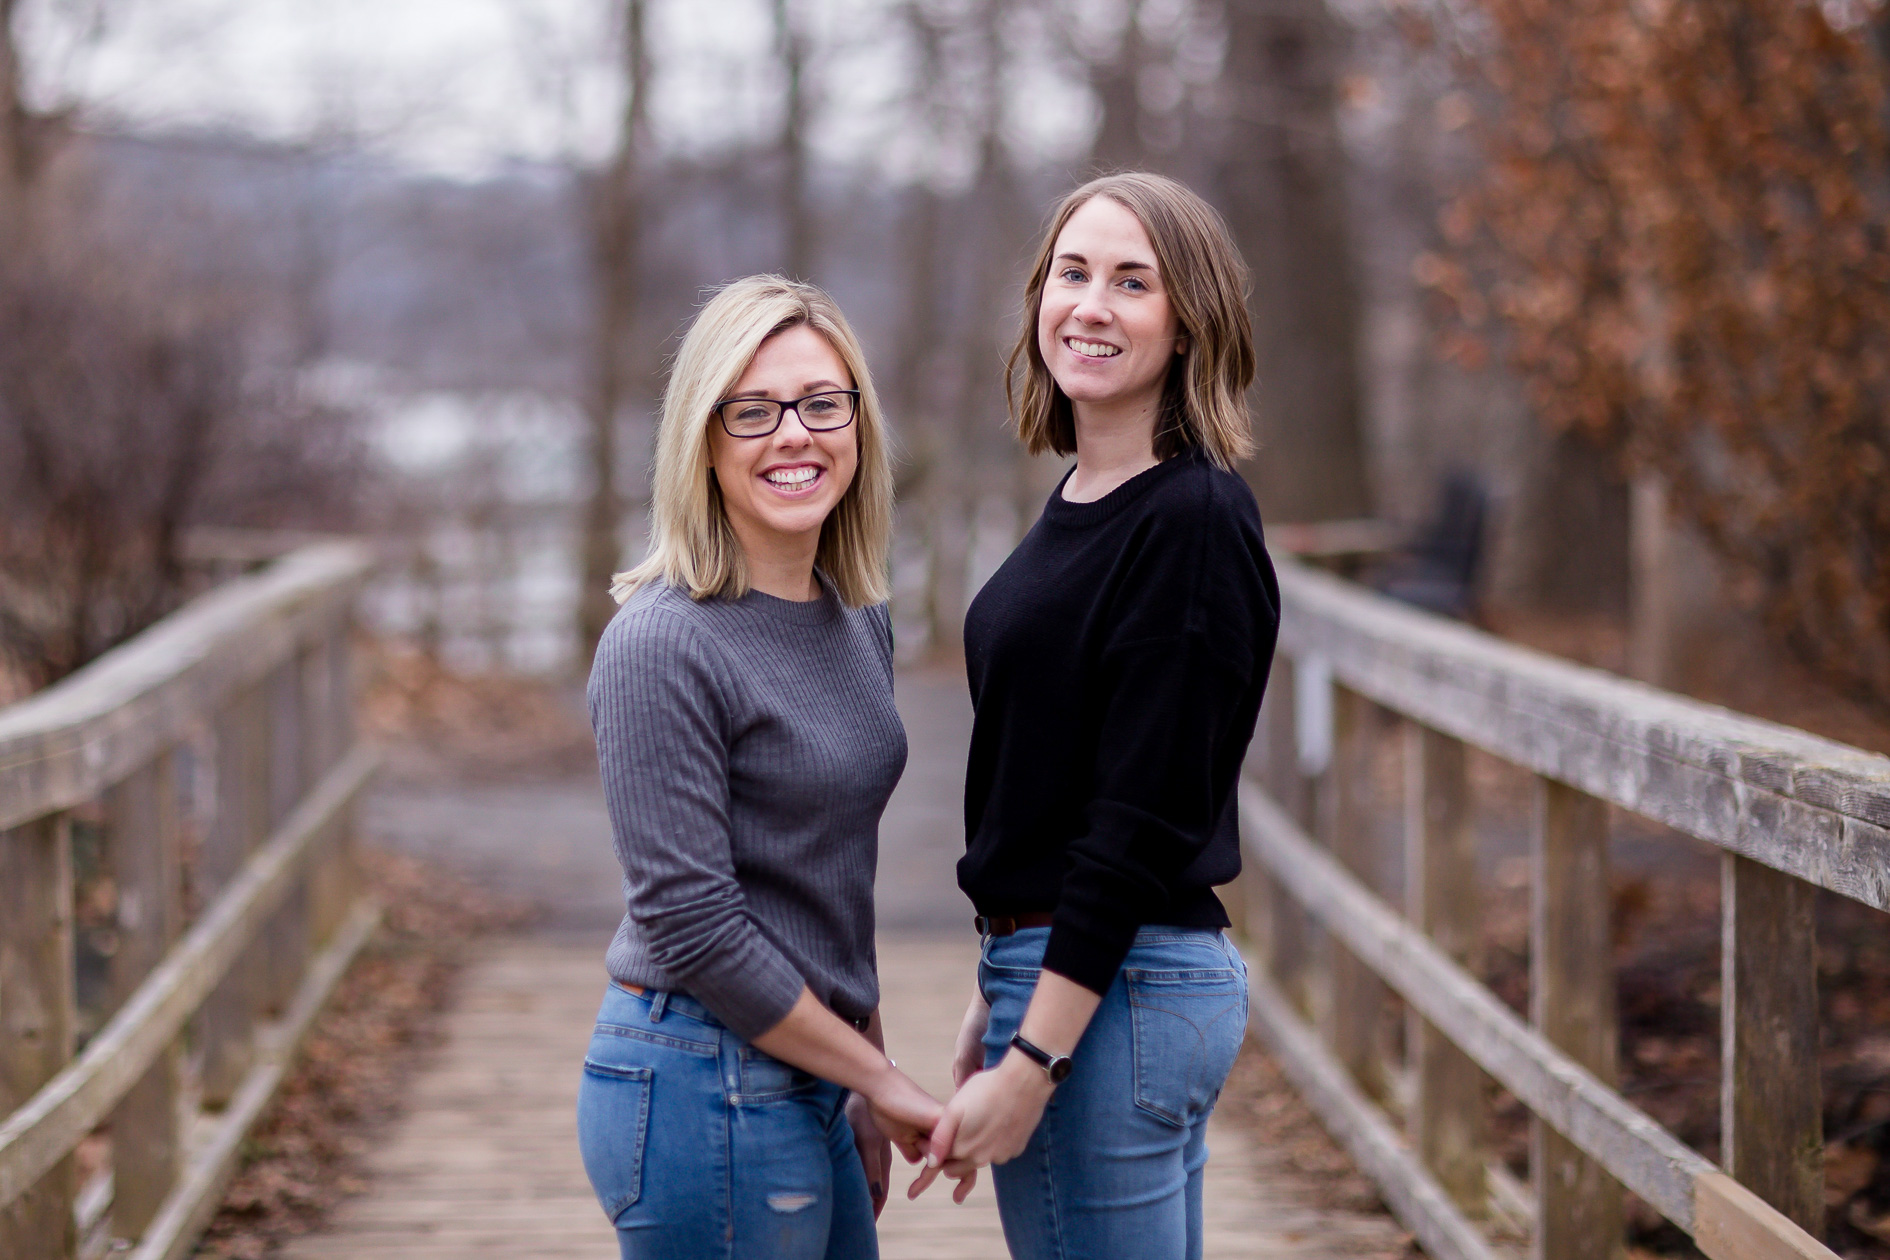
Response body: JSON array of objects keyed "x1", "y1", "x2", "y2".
[{"x1": 280, "y1": 935, "x2": 1409, "y2": 1260}]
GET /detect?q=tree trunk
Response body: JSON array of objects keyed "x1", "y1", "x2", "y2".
[
  {"x1": 0, "y1": 0, "x2": 31, "y2": 235},
  {"x1": 1214, "y1": 0, "x2": 1371, "y2": 524},
  {"x1": 1089, "y1": 0, "x2": 1148, "y2": 173},
  {"x1": 577, "y1": 0, "x2": 650, "y2": 665},
  {"x1": 774, "y1": 0, "x2": 815, "y2": 280}
]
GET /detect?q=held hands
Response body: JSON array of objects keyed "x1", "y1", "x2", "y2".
[
  {"x1": 909, "y1": 1050, "x2": 1055, "y2": 1202},
  {"x1": 849, "y1": 1059, "x2": 981, "y2": 1207}
]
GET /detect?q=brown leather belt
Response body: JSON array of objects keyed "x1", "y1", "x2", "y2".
[{"x1": 974, "y1": 912, "x2": 1055, "y2": 936}]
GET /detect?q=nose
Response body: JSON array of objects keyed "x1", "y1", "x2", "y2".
[
  {"x1": 1071, "y1": 277, "x2": 1112, "y2": 326},
  {"x1": 773, "y1": 405, "x2": 813, "y2": 446}
]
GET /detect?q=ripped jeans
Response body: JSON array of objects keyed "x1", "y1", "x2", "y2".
[
  {"x1": 979, "y1": 926, "x2": 1249, "y2": 1260},
  {"x1": 576, "y1": 983, "x2": 877, "y2": 1260}
]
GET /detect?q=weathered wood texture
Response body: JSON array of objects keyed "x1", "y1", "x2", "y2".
[
  {"x1": 1272, "y1": 556, "x2": 1890, "y2": 909},
  {"x1": 1321, "y1": 686, "x2": 1387, "y2": 1099},
  {"x1": 1248, "y1": 959, "x2": 1503, "y2": 1260},
  {"x1": 105, "y1": 755, "x2": 185, "y2": 1242},
  {"x1": 1239, "y1": 782, "x2": 1836, "y2": 1260},
  {"x1": 0, "y1": 540, "x2": 376, "y2": 1260},
  {"x1": 0, "y1": 542, "x2": 372, "y2": 832},
  {"x1": 1404, "y1": 723, "x2": 1488, "y2": 1214},
  {"x1": 1531, "y1": 780, "x2": 1624, "y2": 1260},
  {"x1": 1261, "y1": 656, "x2": 1314, "y2": 1010},
  {"x1": 0, "y1": 745, "x2": 379, "y2": 1214},
  {"x1": 1721, "y1": 856, "x2": 1823, "y2": 1234},
  {"x1": 0, "y1": 816, "x2": 77, "y2": 1260}
]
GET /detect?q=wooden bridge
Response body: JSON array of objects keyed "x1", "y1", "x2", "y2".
[{"x1": 2, "y1": 538, "x2": 1886, "y2": 1260}]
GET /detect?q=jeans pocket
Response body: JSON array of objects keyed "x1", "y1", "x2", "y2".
[
  {"x1": 736, "y1": 1047, "x2": 818, "y2": 1102},
  {"x1": 1126, "y1": 968, "x2": 1248, "y2": 1128},
  {"x1": 577, "y1": 1059, "x2": 653, "y2": 1223}
]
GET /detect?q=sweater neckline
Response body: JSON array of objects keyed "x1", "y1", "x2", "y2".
[
  {"x1": 740, "y1": 569, "x2": 842, "y2": 625},
  {"x1": 1041, "y1": 448, "x2": 1201, "y2": 527}
]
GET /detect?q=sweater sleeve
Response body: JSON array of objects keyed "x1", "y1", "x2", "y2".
[
  {"x1": 1039, "y1": 482, "x2": 1277, "y2": 995},
  {"x1": 588, "y1": 606, "x2": 808, "y2": 1040}
]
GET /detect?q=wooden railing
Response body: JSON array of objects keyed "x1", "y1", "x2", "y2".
[
  {"x1": 0, "y1": 541, "x2": 380, "y2": 1260},
  {"x1": 1232, "y1": 553, "x2": 1890, "y2": 1260}
]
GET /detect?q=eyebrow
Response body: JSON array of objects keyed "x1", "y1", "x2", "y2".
[
  {"x1": 1054, "y1": 251, "x2": 1156, "y2": 273},
  {"x1": 724, "y1": 379, "x2": 850, "y2": 400}
]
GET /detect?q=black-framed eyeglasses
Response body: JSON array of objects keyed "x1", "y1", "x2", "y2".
[{"x1": 712, "y1": 390, "x2": 859, "y2": 438}]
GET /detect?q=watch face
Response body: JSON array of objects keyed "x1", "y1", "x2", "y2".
[{"x1": 1048, "y1": 1056, "x2": 1073, "y2": 1083}]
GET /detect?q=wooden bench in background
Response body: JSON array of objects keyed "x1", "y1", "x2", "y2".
[{"x1": 0, "y1": 540, "x2": 380, "y2": 1260}]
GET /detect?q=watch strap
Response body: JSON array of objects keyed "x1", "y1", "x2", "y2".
[{"x1": 1009, "y1": 1032, "x2": 1073, "y2": 1083}]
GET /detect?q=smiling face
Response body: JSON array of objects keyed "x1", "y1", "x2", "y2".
[
  {"x1": 1036, "y1": 195, "x2": 1186, "y2": 422},
  {"x1": 708, "y1": 323, "x2": 860, "y2": 573}
]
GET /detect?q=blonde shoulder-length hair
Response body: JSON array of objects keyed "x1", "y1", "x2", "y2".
[
  {"x1": 611, "y1": 276, "x2": 894, "y2": 609},
  {"x1": 1007, "y1": 172, "x2": 1256, "y2": 468}
]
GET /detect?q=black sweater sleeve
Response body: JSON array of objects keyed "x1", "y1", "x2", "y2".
[{"x1": 1039, "y1": 477, "x2": 1277, "y2": 994}]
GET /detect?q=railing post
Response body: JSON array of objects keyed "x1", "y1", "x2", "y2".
[
  {"x1": 1721, "y1": 854, "x2": 1823, "y2": 1234},
  {"x1": 104, "y1": 754, "x2": 185, "y2": 1243},
  {"x1": 262, "y1": 660, "x2": 311, "y2": 1015},
  {"x1": 1261, "y1": 654, "x2": 1314, "y2": 1011},
  {"x1": 1531, "y1": 779, "x2": 1624, "y2": 1260},
  {"x1": 1405, "y1": 723, "x2": 1487, "y2": 1215},
  {"x1": 0, "y1": 814, "x2": 78, "y2": 1260},
  {"x1": 1323, "y1": 685, "x2": 1386, "y2": 1099},
  {"x1": 196, "y1": 686, "x2": 269, "y2": 1108}
]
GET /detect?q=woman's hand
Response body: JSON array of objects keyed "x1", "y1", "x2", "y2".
[
  {"x1": 908, "y1": 1051, "x2": 1055, "y2": 1201},
  {"x1": 951, "y1": 992, "x2": 990, "y2": 1088},
  {"x1": 861, "y1": 1064, "x2": 945, "y2": 1166},
  {"x1": 844, "y1": 1092, "x2": 893, "y2": 1218}
]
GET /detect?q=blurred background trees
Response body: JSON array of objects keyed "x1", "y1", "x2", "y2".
[
  {"x1": 0, "y1": 0, "x2": 1884, "y2": 717},
  {"x1": 1429, "y1": 0, "x2": 1890, "y2": 705}
]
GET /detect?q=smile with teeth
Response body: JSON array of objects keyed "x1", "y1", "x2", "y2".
[
  {"x1": 764, "y1": 465, "x2": 823, "y2": 490},
  {"x1": 1066, "y1": 337, "x2": 1121, "y2": 359}
]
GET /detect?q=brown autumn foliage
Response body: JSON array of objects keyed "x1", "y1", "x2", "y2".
[{"x1": 1424, "y1": 0, "x2": 1890, "y2": 706}]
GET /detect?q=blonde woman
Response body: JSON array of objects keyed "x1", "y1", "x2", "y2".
[
  {"x1": 580, "y1": 276, "x2": 942, "y2": 1258},
  {"x1": 912, "y1": 174, "x2": 1280, "y2": 1259}
]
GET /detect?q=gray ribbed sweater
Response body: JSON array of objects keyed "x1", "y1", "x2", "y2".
[{"x1": 586, "y1": 576, "x2": 907, "y2": 1041}]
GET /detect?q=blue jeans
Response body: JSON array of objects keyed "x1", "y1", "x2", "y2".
[
  {"x1": 576, "y1": 983, "x2": 878, "y2": 1260},
  {"x1": 979, "y1": 926, "x2": 1249, "y2": 1260}
]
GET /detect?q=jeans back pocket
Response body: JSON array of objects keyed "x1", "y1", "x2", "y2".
[
  {"x1": 1125, "y1": 968, "x2": 1248, "y2": 1128},
  {"x1": 577, "y1": 1060, "x2": 653, "y2": 1223}
]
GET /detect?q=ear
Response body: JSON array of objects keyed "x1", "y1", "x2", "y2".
[{"x1": 1175, "y1": 335, "x2": 1190, "y2": 356}]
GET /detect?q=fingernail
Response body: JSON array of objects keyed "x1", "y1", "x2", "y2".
[{"x1": 925, "y1": 1153, "x2": 940, "y2": 1168}]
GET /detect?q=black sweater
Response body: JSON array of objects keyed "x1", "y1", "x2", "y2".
[{"x1": 959, "y1": 448, "x2": 1280, "y2": 995}]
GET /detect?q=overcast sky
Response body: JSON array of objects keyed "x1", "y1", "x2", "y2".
[{"x1": 19, "y1": 0, "x2": 1095, "y2": 179}]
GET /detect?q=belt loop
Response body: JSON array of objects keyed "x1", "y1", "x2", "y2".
[{"x1": 648, "y1": 990, "x2": 669, "y2": 1023}]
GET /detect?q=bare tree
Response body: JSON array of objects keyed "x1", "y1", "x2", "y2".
[
  {"x1": 576, "y1": 0, "x2": 652, "y2": 662},
  {"x1": 1213, "y1": 0, "x2": 1371, "y2": 523},
  {"x1": 773, "y1": 0, "x2": 815, "y2": 280}
]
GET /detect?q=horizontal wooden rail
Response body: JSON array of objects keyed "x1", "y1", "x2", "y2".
[
  {"x1": 1273, "y1": 557, "x2": 1890, "y2": 909},
  {"x1": 126, "y1": 900, "x2": 381, "y2": 1260},
  {"x1": 0, "y1": 744, "x2": 379, "y2": 1213},
  {"x1": 2, "y1": 536, "x2": 375, "y2": 1260},
  {"x1": 0, "y1": 540, "x2": 374, "y2": 833},
  {"x1": 1240, "y1": 781, "x2": 1835, "y2": 1260},
  {"x1": 1245, "y1": 957, "x2": 1506, "y2": 1260}
]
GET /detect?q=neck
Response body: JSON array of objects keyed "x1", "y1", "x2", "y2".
[
  {"x1": 1062, "y1": 391, "x2": 1162, "y2": 504},
  {"x1": 735, "y1": 527, "x2": 822, "y2": 602}
]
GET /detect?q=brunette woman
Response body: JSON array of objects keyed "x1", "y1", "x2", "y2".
[
  {"x1": 581, "y1": 276, "x2": 944, "y2": 1259},
  {"x1": 912, "y1": 174, "x2": 1280, "y2": 1260}
]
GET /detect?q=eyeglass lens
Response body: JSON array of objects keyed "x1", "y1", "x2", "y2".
[{"x1": 717, "y1": 392, "x2": 856, "y2": 437}]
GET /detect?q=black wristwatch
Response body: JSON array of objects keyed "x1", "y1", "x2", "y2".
[{"x1": 1009, "y1": 1032, "x2": 1074, "y2": 1084}]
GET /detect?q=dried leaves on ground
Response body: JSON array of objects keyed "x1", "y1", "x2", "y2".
[{"x1": 357, "y1": 638, "x2": 598, "y2": 784}]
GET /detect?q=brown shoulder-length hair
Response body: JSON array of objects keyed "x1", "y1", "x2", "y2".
[{"x1": 1006, "y1": 172, "x2": 1256, "y2": 468}]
